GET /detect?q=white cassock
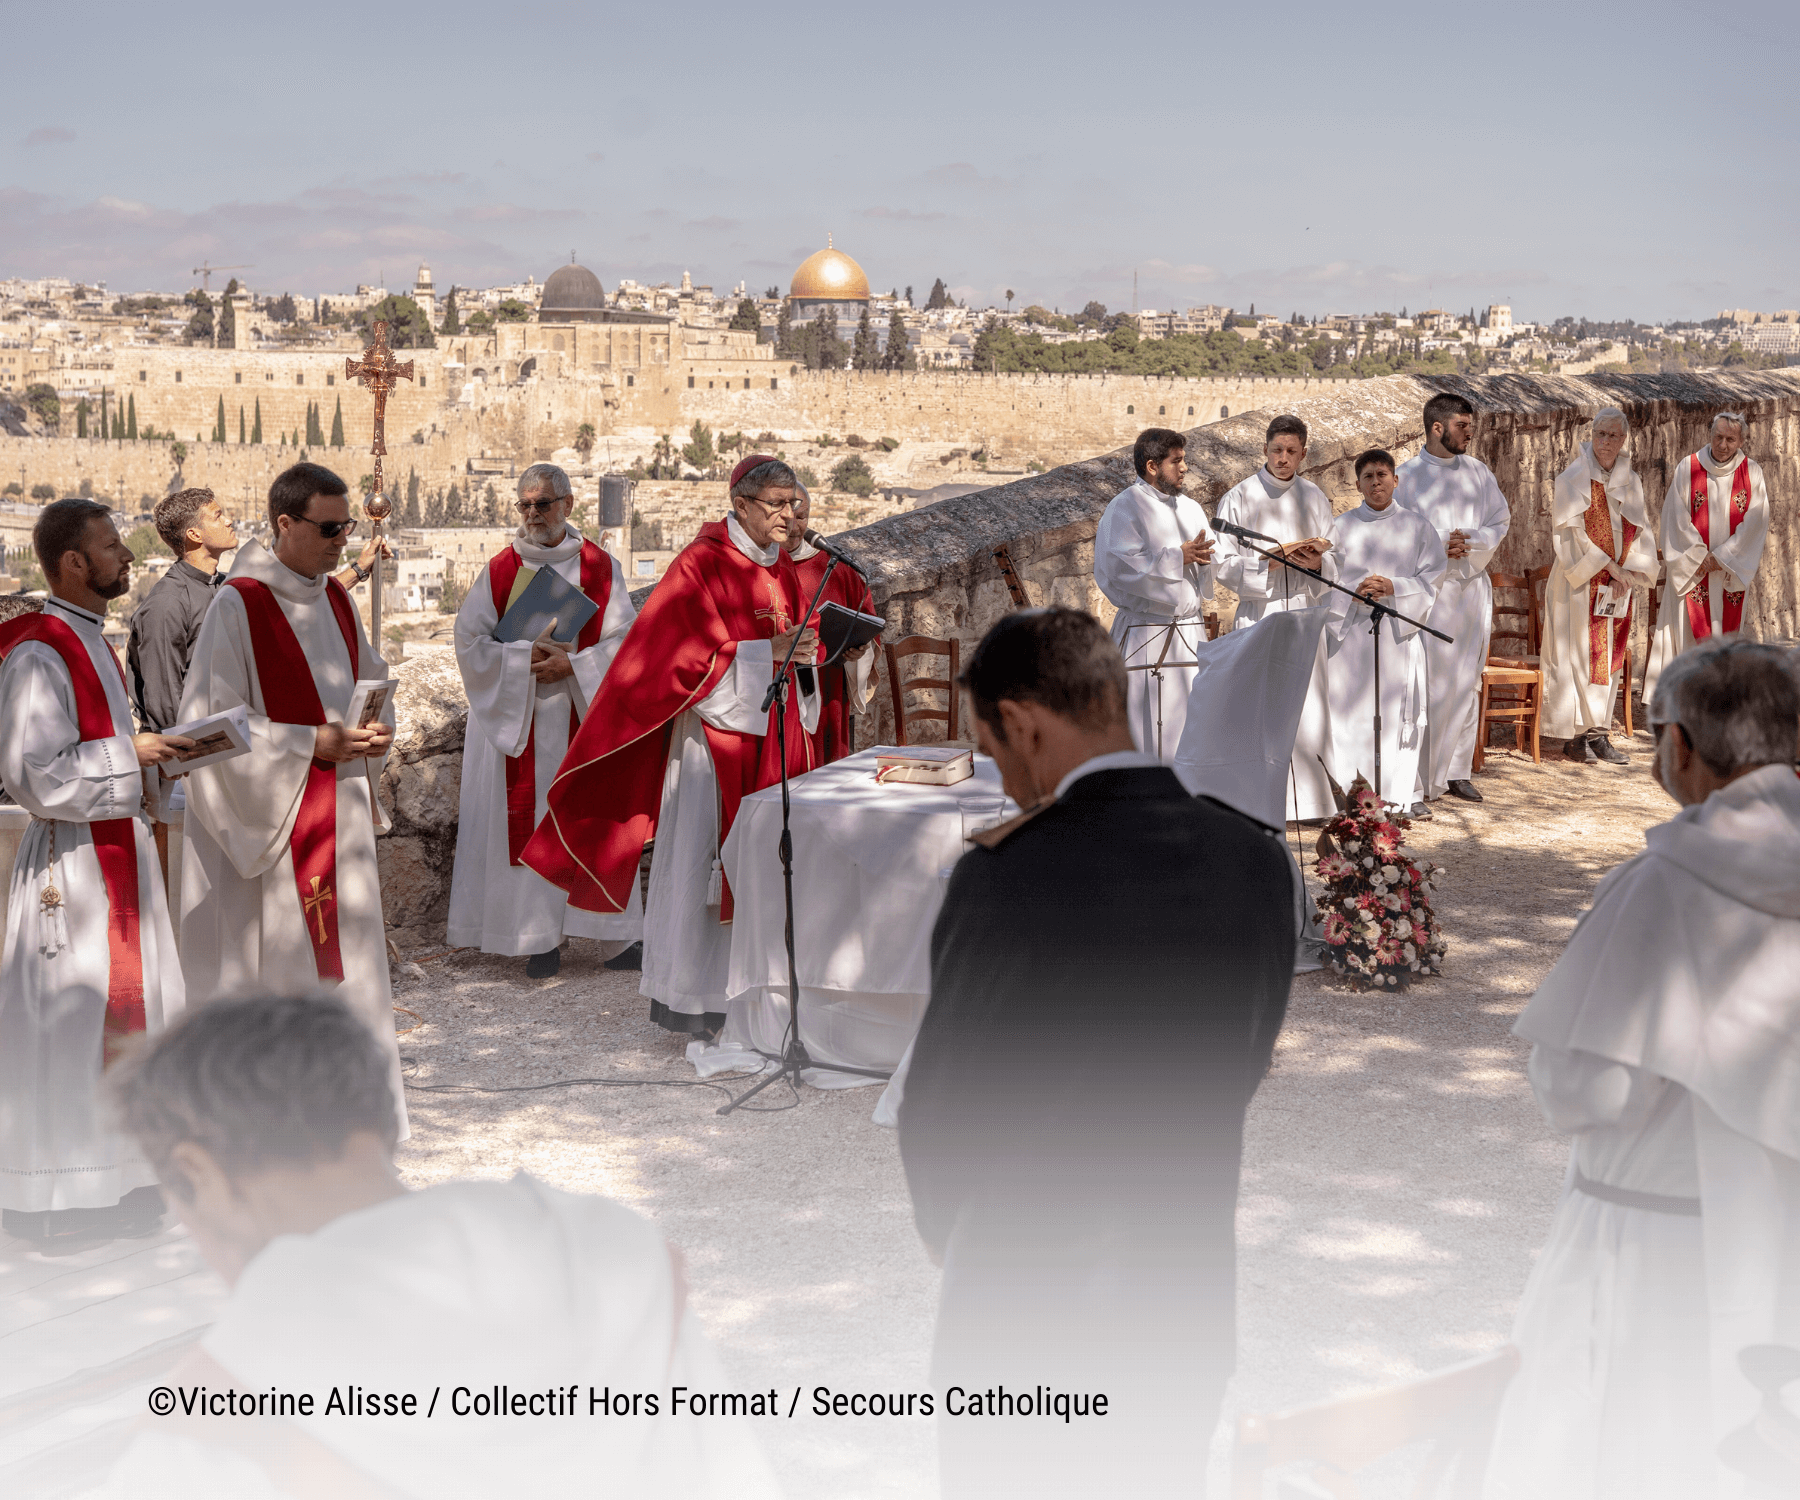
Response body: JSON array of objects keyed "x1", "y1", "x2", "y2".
[
  {"x1": 95, "y1": 1176, "x2": 781, "y2": 1499},
  {"x1": 1541, "y1": 443, "x2": 1659, "y2": 740},
  {"x1": 177, "y1": 539, "x2": 406, "y2": 1134},
  {"x1": 1393, "y1": 450, "x2": 1511, "y2": 797},
  {"x1": 1323, "y1": 503, "x2": 1448, "y2": 805},
  {"x1": 1643, "y1": 445, "x2": 1771, "y2": 703},
  {"x1": 1212, "y1": 467, "x2": 1340, "y2": 819},
  {"x1": 0, "y1": 599, "x2": 184, "y2": 1211},
  {"x1": 447, "y1": 525, "x2": 642, "y2": 956},
  {"x1": 1488, "y1": 764, "x2": 1800, "y2": 1499},
  {"x1": 641, "y1": 514, "x2": 818, "y2": 1030},
  {"x1": 1093, "y1": 478, "x2": 1215, "y2": 763}
]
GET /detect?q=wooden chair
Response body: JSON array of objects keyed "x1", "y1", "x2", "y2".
[
  {"x1": 1233, "y1": 1345, "x2": 1520, "y2": 1500},
  {"x1": 883, "y1": 635, "x2": 960, "y2": 745},
  {"x1": 1474, "y1": 571, "x2": 1542, "y2": 770}
]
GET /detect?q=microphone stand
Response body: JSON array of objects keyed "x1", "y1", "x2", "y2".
[
  {"x1": 718, "y1": 549, "x2": 892, "y2": 1114},
  {"x1": 1212, "y1": 516, "x2": 1453, "y2": 806}
]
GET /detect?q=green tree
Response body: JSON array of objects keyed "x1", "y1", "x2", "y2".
[
  {"x1": 213, "y1": 396, "x2": 227, "y2": 444},
  {"x1": 329, "y1": 397, "x2": 344, "y2": 447},
  {"x1": 882, "y1": 309, "x2": 914, "y2": 370},
  {"x1": 217, "y1": 278, "x2": 238, "y2": 347},
  {"x1": 925, "y1": 278, "x2": 951, "y2": 311},
  {"x1": 574, "y1": 422, "x2": 596, "y2": 466},
  {"x1": 424, "y1": 487, "x2": 445, "y2": 527},
  {"x1": 775, "y1": 298, "x2": 794, "y2": 354},
  {"x1": 828, "y1": 454, "x2": 874, "y2": 497},
  {"x1": 183, "y1": 289, "x2": 214, "y2": 343},
  {"x1": 482, "y1": 481, "x2": 499, "y2": 524},
  {"x1": 353, "y1": 294, "x2": 436, "y2": 349},
  {"x1": 494, "y1": 299, "x2": 533, "y2": 323},
  {"x1": 681, "y1": 420, "x2": 716, "y2": 471},
  {"x1": 266, "y1": 292, "x2": 297, "y2": 323},
  {"x1": 127, "y1": 393, "x2": 138, "y2": 441},
  {"x1": 813, "y1": 306, "x2": 842, "y2": 370},
  {"x1": 729, "y1": 298, "x2": 762, "y2": 335},
  {"x1": 305, "y1": 401, "x2": 324, "y2": 447},
  {"x1": 444, "y1": 482, "x2": 464, "y2": 525},
  {"x1": 251, "y1": 397, "x2": 263, "y2": 444},
  {"x1": 402, "y1": 469, "x2": 422, "y2": 528},
  {"x1": 123, "y1": 521, "x2": 167, "y2": 559},
  {"x1": 438, "y1": 288, "x2": 460, "y2": 335},
  {"x1": 466, "y1": 310, "x2": 493, "y2": 332},
  {"x1": 75, "y1": 398, "x2": 89, "y2": 438},
  {"x1": 238, "y1": 405, "x2": 246, "y2": 443},
  {"x1": 30, "y1": 482, "x2": 56, "y2": 500},
  {"x1": 852, "y1": 304, "x2": 877, "y2": 370},
  {"x1": 172, "y1": 440, "x2": 187, "y2": 468},
  {"x1": 23, "y1": 383, "x2": 59, "y2": 427}
]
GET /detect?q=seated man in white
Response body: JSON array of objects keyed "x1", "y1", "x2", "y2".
[{"x1": 102, "y1": 992, "x2": 780, "y2": 1500}]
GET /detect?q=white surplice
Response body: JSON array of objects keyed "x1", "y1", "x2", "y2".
[
  {"x1": 0, "y1": 599, "x2": 184, "y2": 1211},
  {"x1": 1323, "y1": 503, "x2": 1448, "y2": 805},
  {"x1": 640, "y1": 514, "x2": 819, "y2": 1028},
  {"x1": 447, "y1": 524, "x2": 641, "y2": 956},
  {"x1": 1643, "y1": 445, "x2": 1771, "y2": 703},
  {"x1": 176, "y1": 540, "x2": 406, "y2": 1135},
  {"x1": 1541, "y1": 444, "x2": 1659, "y2": 740},
  {"x1": 1393, "y1": 449, "x2": 1511, "y2": 797},
  {"x1": 1490, "y1": 765, "x2": 1800, "y2": 1499},
  {"x1": 1093, "y1": 478, "x2": 1215, "y2": 763},
  {"x1": 1213, "y1": 468, "x2": 1340, "y2": 819}
]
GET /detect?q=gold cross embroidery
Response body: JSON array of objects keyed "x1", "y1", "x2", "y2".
[{"x1": 303, "y1": 875, "x2": 335, "y2": 946}]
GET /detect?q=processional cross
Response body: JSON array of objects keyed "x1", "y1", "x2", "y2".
[{"x1": 345, "y1": 319, "x2": 414, "y2": 653}]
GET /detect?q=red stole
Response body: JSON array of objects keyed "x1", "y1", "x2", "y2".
[
  {"x1": 1685, "y1": 455, "x2": 1752, "y2": 639},
  {"x1": 793, "y1": 547, "x2": 876, "y2": 764},
  {"x1": 223, "y1": 576, "x2": 360, "y2": 984},
  {"x1": 522, "y1": 519, "x2": 815, "y2": 921},
  {"x1": 1582, "y1": 480, "x2": 1639, "y2": 687},
  {"x1": 0, "y1": 612, "x2": 144, "y2": 1059},
  {"x1": 486, "y1": 539, "x2": 613, "y2": 865}
]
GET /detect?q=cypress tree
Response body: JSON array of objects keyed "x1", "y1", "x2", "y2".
[
  {"x1": 76, "y1": 400, "x2": 88, "y2": 438},
  {"x1": 852, "y1": 304, "x2": 876, "y2": 370},
  {"x1": 883, "y1": 308, "x2": 913, "y2": 370},
  {"x1": 238, "y1": 406, "x2": 246, "y2": 443},
  {"x1": 329, "y1": 397, "x2": 344, "y2": 447},
  {"x1": 127, "y1": 394, "x2": 138, "y2": 441},
  {"x1": 251, "y1": 397, "x2": 263, "y2": 444},
  {"x1": 439, "y1": 289, "x2": 460, "y2": 335},
  {"x1": 424, "y1": 487, "x2": 445, "y2": 527},
  {"x1": 444, "y1": 482, "x2": 463, "y2": 524},
  {"x1": 213, "y1": 396, "x2": 226, "y2": 443},
  {"x1": 403, "y1": 469, "x2": 422, "y2": 528}
]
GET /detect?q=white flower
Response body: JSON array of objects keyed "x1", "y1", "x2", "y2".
[
  {"x1": 1403, "y1": 943, "x2": 1417, "y2": 962},
  {"x1": 1343, "y1": 897, "x2": 1358, "y2": 910},
  {"x1": 1345, "y1": 841, "x2": 1362, "y2": 854},
  {"x1": 1370, "y1": 879, "x2": 1387, "y2": 895},
  {"x1": 1383, "y1": 894, "x2": 1402, "y2": 911},
  {"x1": 1362, "y1": 856, "x2": 1375, "y2": 869},
  {"x1": 1380, "y1": 865, "x2": 1400, "y2": 883}
]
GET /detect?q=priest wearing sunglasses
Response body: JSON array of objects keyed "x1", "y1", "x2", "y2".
[{"x1": 175, "y1": 462, "x2": 407, "y2": 1139}]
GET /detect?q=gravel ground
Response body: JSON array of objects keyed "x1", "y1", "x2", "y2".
[{"x1": 391, "y1": 728, "x2": 1672, "y2": 1499}]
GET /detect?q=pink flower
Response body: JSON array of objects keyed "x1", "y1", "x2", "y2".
[
  {"x1": 1318, "y1": 854, "x2": 1354, "y2": 881},
  {"x1": 1375, "y1": 937, "x2": 1404, "y2": 965},
  {"x1": 1322, "y1": 913, "x2": 1352, "y2": 946},
  {"x1": 1350, "y1": 786, "x2": 1383, "y2": 818}
]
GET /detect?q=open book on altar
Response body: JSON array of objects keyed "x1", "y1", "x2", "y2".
[{"x1": 493, "y1": 564, "x2": 599, "y2": 645}]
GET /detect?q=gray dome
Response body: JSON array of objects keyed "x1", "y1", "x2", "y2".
[{"x1": 541, "y1": 263, "x2": 606, "y2": 319}]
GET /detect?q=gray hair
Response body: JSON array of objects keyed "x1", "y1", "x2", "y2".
[
  {"x1": 730, "y1": 458, "x2": 798, "y2": 502},
  {"x1": 517, "y1": 462, "x2": 572, "y2": 500},
  {"x1": 1712, "y1": 411, "x2": 1748, "y2": 438},
  {"x1": 1650, "y1": 639, "x2": 1799, "y2": 777},
  {"x1": 108, "y1": 991, "x2": 399, "y2": 1201},
  {"x1": 1592, "y1": 406, "x2": 1629, "y2": 435}
]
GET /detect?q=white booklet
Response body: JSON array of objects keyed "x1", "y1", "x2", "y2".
[
  {"x1": 160, "y1": 705, "x2": 252, "y2": 774},
  {"x1": 344, "y1": 678, "x2": 396, "y2": 729}
]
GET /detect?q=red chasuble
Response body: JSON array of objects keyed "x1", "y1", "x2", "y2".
[
  {"x1": 793, "y1": 547, "x2": 876, "y2": 764},
  {"x1": 0, "y1": 613, "x2": 144, "y2": 1057},
  {"x1": 485, "y1": 538, "x2": 612, "y2": 865},
  {"x1": 1582, "y1": 480, "x2": 1640, "y2": 687},
  {"x1": 1685, "y1": 454, "x2": 1752, "y2": 639},
  {"x1": 222, "y1": 576, "x2": 360, "y2": 984},
  {"x1": 522, "y1": 520, "x2": 816, "y2": 921}
]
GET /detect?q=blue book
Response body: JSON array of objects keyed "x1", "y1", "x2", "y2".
[{"x1": 492, "y1": 564, "x2": 599, "y2": 644}]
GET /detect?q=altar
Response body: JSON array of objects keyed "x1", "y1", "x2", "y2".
[{"x1": 690, "y1": 747, "x2": 1014, "y2": 1111}]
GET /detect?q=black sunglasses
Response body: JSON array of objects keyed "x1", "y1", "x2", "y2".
[
  {"x1": 517, "y1": 498, "x2": 563, "y2": 515},
  {"x1": 293, "y1": 515, "x2": 359, "y2": 539}
]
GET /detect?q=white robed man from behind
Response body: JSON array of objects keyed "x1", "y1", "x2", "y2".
[
  {"x1": 1393, "y1": 390, "x2": 1511, "y2": 804},
  {"x1": 177, "y1": 461, "x2": 405, "y2": 1132},
  {"x1": 1093, "y1": 426, "x2": 1215, "y2": 762},
  {"x1": 1488, "y1": 640, "x2": 1800, "y2": 1500},
  {"x1": 1324, "y1": 449, "x2": 1448, "y2": 814},
  {"x1": 447, "y1": 462, "x2": 640, "y2": 979},
  {"x1": 1209, "y1": 412, "x2": 1339, "y2": 819},
  {"x1": 97, "y1": 991, "x2": 781, "y2": 1500},
  {"x1": 1643, "y1": 410, "x2": 1771, "y2": 703},
  {"x1": 0, "y1": 501, "x2": 192, "y2": 1244},
  {"x1": 1542, "y1": 408, "x2": 1659, "y2": 766}
]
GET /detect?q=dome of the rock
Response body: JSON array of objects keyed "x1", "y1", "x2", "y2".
[
  {"x1": 540, "y1": 262, "x2": 608, "y2": 320},
  {"x1": 790, "y1": 238, "x2": 870, "y2": 302}
]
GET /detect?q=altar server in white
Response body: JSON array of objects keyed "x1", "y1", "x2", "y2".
[
  {"x1": 1212, "y1": 413, "x2": 1339, "y2": 819},
  {"x1": 1643, "y1": 411, "x2": 1770, "y2": 703},
  {"x1": 1324, "y1": 450, "x2": 1448, "y2": 813},
  {"x1": 177, "y1": 463, "x2": 405, "y2": 1133},
  {"x1": 448, "y1": 464, "x2": 639, "y2": 978},
  {"x1": 1542, "y1": 410, "x2": 1659, "y2": 765},
  {"x1": 1093, "y1": 427, "x2": 1214, "y2": 762},
  {"x1": 1489, "y1": 640, "x2": 1800, "y2": 1500},
  {"x1": 1394, "y1": 391, "x2": 1511, "y2": 803},
  {"x1": 0, "y1": 501, "x2": 188, "y2": 1241}
]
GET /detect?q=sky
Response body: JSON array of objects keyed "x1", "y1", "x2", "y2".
[{"x1": 4, "y1": 0, "x2": 1796, "y2": 326}]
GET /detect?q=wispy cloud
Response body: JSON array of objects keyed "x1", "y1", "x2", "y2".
[
  {"x1": 683, "y1": 216, "x2": 740, "y2": 232},
  {"x1": 860, "y1": 206, "x2": 948, "y2": 222},
  {"x1": 23, "y1": 125, "x2": 75, "y2": 147}
]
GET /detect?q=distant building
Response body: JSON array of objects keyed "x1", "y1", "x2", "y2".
[{"x1": 786, "y1": 236, "x2": 870, "y2": 331}]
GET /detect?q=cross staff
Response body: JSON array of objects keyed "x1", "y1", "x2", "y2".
[{"x1": 344, "y1": 319, "x2": 414, "y2": 655}]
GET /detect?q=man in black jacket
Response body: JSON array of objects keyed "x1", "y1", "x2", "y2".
[{"x1": 899, "y1": 607, "x2": 1295, "y2": 1497}]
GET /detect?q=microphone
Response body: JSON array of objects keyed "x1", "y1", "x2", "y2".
[
  {"x1": 1210, "y1": 514, "x2": 1278, "y2": 544},
  {"x1": 803, "y1": 529, "x2": 868, "y2": 575}
]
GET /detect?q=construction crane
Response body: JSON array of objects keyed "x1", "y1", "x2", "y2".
[{"x1": 191, "y1": 261, "x2": 252, "y2": 292}]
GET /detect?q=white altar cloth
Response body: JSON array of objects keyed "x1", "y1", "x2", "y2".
[{"x1": 691, "y1": 747, "x2": 1014, "y2": 1114}]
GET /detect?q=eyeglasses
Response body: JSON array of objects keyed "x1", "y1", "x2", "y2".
[
  {"x1": 516, "y1": 498, "x2": 562, "y2": 515},
  {"x1": 1650, "y1": 721, "x2": 1687, "y2": 747},
  {"x1": 293, "y1": 515, "x2": 359, "y2": 539}
]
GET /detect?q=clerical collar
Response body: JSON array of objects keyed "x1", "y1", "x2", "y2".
[
  {"x1": 1699, "y1": 446, "x2": 1742, "y2": 474},
  {"x1": 1259, "y1": 468, "x2": 1297, "y2": 495},
  {"x1": 788, "y1": 538, "x2": 819, "y2": 563},
  {"x1": 725, "y1": 511, "x2": 783, "y2": 567},
  {"x1": 46, "y1": 596, "x2": 104, "y2": 625},
  {"x1": 1054, "y1": 749, "x2": 1162, "y2": 799}
]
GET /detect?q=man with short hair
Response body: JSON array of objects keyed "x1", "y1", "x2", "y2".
[
  {"x1": 1210, "y1": 413, "x2": 1339, "y2": 818},
  {"x1": 1489, "y1": 640, "x2": 1800, "y2": 1497},
  {"x1": 127, "y1": 488, "x2": 236, "y2": 736},
  {"x1": 101, "y1": 991, "x2": 780, "y2": 1497},
  {"x1": 783, "y1": 481, "x2": 876, "y2": 763},
  {"x1": 447, "y1": 463, "x2": 639, "y2": 979},
  {"x1": 524, "y1": 455, "x2": 819, "y2": 1035},
  {"x1": 1542, "y1": 409, "x2": 1659, "y2": 764},
  {"x1": 1093, "y1": 427, "x2": 1215, "y2": 761},
  {"x1": 176, "y1": 462, "x2": 404, "y2": 1130},
  {"x1": 1393, "y1": 391, "x2": 1512, "y2": 803},
  {"x1": 0, "y1": 499, "x2": 190, "y2": 1242},
  {"x1": 900, "y1": 607, "x2": 1294, "y2": 1498},
  {"x1": 1644, "y1": 411, "x2": 1770, "y2": 703},
  {"x1": 1324, "y1": 450, "x2": 1449, "y2": 813}
]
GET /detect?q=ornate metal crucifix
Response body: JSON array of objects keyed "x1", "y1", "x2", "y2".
[{"x1": 344, "y1": 319, "x2": 414, "y2": 653}]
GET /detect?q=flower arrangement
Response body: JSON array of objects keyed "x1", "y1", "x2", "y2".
[{"x1": 1314, "y1": 777, "x2": 1446, "y2": 989}]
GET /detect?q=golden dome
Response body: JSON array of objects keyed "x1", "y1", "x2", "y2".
[{"x1": 790, "y1": 235, "x2": 870, "y2": 301}]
